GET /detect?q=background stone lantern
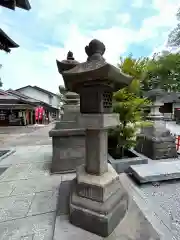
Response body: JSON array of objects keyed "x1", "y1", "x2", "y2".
[
  {"x1": 49, "y1": 52, "x2": 85, "y2": 174},
  {"x1": 146, "y1": 88, "x2": 165, "y2": 120},
  {"x1": 61, "y1": 91, "x2": 80, "y2": 121},
  {"x1": 56, "y1": 51, "x2": 80, "y2": 124},
  {"x1": 61, "y1": 39, "x2": 133, "y2": 237},
  {"x1": 135, "y1": 88, "x2": 177, "y2": 160}
]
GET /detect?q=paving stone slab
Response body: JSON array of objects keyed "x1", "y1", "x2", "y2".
[
  {"x1": 53, "y1": 215, "x2": 103, "y2": 240},
  {"x1": 0, "y1": 162, "x2": 51, "y2": 182},
  {"x1": 0, "y1": 212, "x2": 55, "y2": 240},
  {"x1": 27, "y1": 190, "x2": 58, "y2": 216},
  {"x1": 0, "y1": 181, "x2": 15, "y2": 197},
  {"x1": 11, "y1": 176, "x2": 61, "y2": 196},
  {"x1": 0, "y1": 149, "x2": 15, "y2": 162},
  {"x1": 13, "y1": 145, "x2": 42, "y2": 153},
  {"x1": 0, "y1": 150, "x2": 52, "y2": 166},
  {"x1": 56, "y1": 180, "x2": 72, "y2": 216},
  {"x1": 0, "y1": 194, "x2": 34, "y2": 222},
  {"x1": 119, "y1": 174, "x2": 174, "y2": 240},
  {"x1": 114, "y1": 195, "x2": 162, "y2": 240},
  {"x1": 139, "y1": 180, "x2": 180, "y2": 240},
  {"x1": 129, "y1": 160, "x2": 180, "y2": 183},
  {"x1": 20, "y1": 235, "x2": 34, "y2": 240}
]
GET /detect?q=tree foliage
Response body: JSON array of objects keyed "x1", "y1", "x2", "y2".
[
  {"x1": 118, "y1": 52, "x2": 180, "y2": 94},
  {"x1": 108, "y1": 89, "x2": 151, "y2": 157},
  {"x1": 144, "y1": 53, "x2": 180, "y2": 92},
  {"x1": 168, "y1": 8, "x2": 180, "y2": 47},
  {"x1": 118, "y1": 55, "x2": 149, "y2": 95}
]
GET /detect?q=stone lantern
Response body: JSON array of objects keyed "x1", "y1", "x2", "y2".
[
  {"x1": 61, "y1": 39, "x2": 133, "y2": 237},
  {"x1": 56, "y1": 51, "x2": 81, "y2": 124},
  {"x1": 135, "y1": 88, "x2": 177, "y2": 160},
  {"x1": 61, "y1": 91, "x2": 80, "y2": 121},
  {"x1": 49, "y1": 52, "x2": 85, "y2": 174},
  {"x1": 146, "y1": 88, "x2": 165, "y2": 120}
]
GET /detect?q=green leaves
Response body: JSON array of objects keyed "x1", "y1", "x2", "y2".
[
  {"x1": 119, "y1": 51, "x2": 180, "y2": 93},
  {"x1": 109, "y1": 87, "x2": 150, "y2": 157},
  {"x1": 118, "y1": 55, "x2": 149, "y2": 95},
  {"x1": 144, "y1": 53, "x2": 180, "y2": 92},
  {"x1": 113, "y1": 89, "x2": 150, "y2": 124}
]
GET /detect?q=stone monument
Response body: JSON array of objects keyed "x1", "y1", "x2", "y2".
[
  {"x1": 49, "y1": 51, "x2": 85, "y2": 174},
  {"x1": 60, "y1": 91, "x2": 80, "y2": 122},
  {"x1": 146, "y1": 88, "x2": 164, "y2": 120},
  {"x1": 60, "y1": 39, "x2": 133, "y2": 237},
  {"x1": 135, "y1": 88, "x2": 177, "y2": 160}
]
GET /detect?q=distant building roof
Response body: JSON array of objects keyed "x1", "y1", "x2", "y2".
[
  {"x1": 0, "y1": 89, "x2": 19, "y2": 101},
  {"x1": 16, "y1": 85, "x2": 60, "y2": 98},
  {"x1": 162, "y1": 92, "x2": 180, "y2": 103},
  {"x1": 0, "y1": 28, "x2": 19, "y2": 53},
  {"x1": 6, "y1": 89, "x2": 40, "y2": 104},
  {"x1": 0, "y1": 0, "x2": 31, "y2": 10},
  {"x1": 144, "y1": 90, "x2": 180, "y2": 103},
  {"x1": 10, "y1": 88, "x2": 59, "y2": 110}
]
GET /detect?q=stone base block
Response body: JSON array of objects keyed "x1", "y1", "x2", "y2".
[
  {"x1": 129, "y1": 160, "x2": 180, "y2": 183},
  {"x1": 69, "y1": 180, "x2": 128, "y2": 237},
  {"x1": 49, "y1": 129, "x2": 85, "y2": 173},
  {"x1": 108, "y1": 149, "x2": 148, "y2": 174},
  {"x1": 135, "y1": 135, "x2": 177, "y2": 160},
  {"x1": 53, "y1": 120, "x2": 77, "y2": 130},
  {"x1": 77, "y1": 113, "x2": 119, "y2": 129},
  {"x1": 76, "y1": 164, "x2": 120, "y2": 202}
]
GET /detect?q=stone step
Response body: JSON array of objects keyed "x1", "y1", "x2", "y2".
[{"x1": 129, "y1": 160, "x2": 180, "y2": 183}]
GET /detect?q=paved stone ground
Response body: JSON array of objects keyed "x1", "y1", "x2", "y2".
[
  {"x1": 0, "y1": 123, "x2": 160, "y2": 240},
  {"x1": 0, "y1": 124, "x2": 60, "y2": 239},
  {"x1": 120, "y1": 172, "x2": 180, "y2": 240},
  {"x1": 1, "y1": 121, "x2": 180, "y2": 239},
  {"x1": 0, "y1": 124, "x2": 52, "y2": 148}
]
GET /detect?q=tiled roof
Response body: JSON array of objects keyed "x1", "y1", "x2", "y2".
[
  {"x1": 0, "y1": 28, "x2": 19, "y2": 53},
  {"x1": 0, "y1": 0, "x2": 31, "y2": 10}
]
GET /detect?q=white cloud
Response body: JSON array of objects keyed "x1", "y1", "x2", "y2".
[
  {"x1": 116, "y1": 13, "x2": 131, "y2": 25},
  {"x1": 151, "y1": 0, "x2": 180, "y2": 54},
  {"x1": 138, "y1": 0, "x2": 179, "y2": 53},
  {"x1": 37, "y1": 0, "x2": 122, "y2": 22},
  {"x1": 54, "y1": 24, "x2": 137, "y2": 65},
  {"x1": 0, "y1": 23, "x2": 137, "y2": 92},
  {"x1": 1, "y1": 0, "x2": 180, "y2": 93},
  {"x1": 0, "y1": 44, "x2": 62, "y2": 93}
]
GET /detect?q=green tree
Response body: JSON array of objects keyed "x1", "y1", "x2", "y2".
[
  {"x1": 108, "y1": 88, "x2": 150, "y2": 158},
  {"x1": 168, "y1": 8, "x2": 180, "y2": 47},
  {"x1": 118, "y1": 55, "x2": 150, "y2": 95},
  {"x1": 144, "y1": 53, "x2": 180, "y2": 92}
]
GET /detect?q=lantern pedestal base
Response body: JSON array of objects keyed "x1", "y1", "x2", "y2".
[{"x1": 69, "y1": 164, "x2": 128, "y2": 237}]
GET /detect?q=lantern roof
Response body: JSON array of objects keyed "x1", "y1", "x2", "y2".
[
  {"x1": 61, "y1": 39, "x2": 133, "y2": 93},
  {"x1": 56, "y1": 51, "x2": 79, "y2": 74}
]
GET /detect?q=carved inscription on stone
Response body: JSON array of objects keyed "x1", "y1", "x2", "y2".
[{"x1": 77, "y1": 184, "x2": 102, "y2": 201}]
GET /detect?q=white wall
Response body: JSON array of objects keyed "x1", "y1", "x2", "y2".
[
  {"x1": 18, "y1": 86, "x2": 60, "y2": 109},
  {"x1": 51, "y1": 95, "x2": 61, "y2": 109}
]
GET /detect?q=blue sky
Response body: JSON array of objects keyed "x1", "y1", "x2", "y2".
[{"x1": 0, "y1": 0, "x2": 179, "y2": 93}]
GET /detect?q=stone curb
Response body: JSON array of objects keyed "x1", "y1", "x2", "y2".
[{"x1": 0, "y1": 148, "x2": 16, "y2": 162}]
